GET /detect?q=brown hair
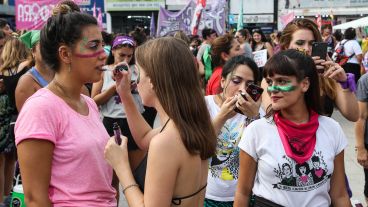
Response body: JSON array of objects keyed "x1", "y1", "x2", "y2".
[
  {"x1": 135, "y1": 37, "x2": 216, "y2": 159},
  {"x1": 280, "y1": 18, "x2": 336, "y2": 100},
  {"x1": 0, "y1": 38, "x2": 29, "y2": 72},
  {"x1": 52, "y1": 0, "x2": 80, "y2": 16},
  {"x1": 211, "y1": 34, "x2": 235, "y2": 68}
]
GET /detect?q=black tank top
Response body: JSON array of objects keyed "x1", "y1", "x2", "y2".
[
  {"x1": 132, "y1": 119, "x2": 207, "y2": 205},
  {"x1": 1, "y1": 68, "x2": 29, "y2": 115}
]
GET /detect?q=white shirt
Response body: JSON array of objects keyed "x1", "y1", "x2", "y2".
[
  {"x1": 238, "y1": 116, "x2": 347, "y2": 207},
  {"x1": 334, "y1": 39, "x2": 362, "y2": 64},
  {"x1": 204, "y1": 95, "x2": 263, "y2": 201}
]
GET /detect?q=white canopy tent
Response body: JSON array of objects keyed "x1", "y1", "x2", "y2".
[{"x1": 333, "y1": 16, "x2": 368, "y2": 30}]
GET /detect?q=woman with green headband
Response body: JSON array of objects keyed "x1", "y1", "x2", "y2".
[{"x1": 15, "y1": 30, "x2": 54, "y2": 111}]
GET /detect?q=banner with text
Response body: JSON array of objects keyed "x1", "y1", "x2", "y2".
[
  {"x1": 106, "y1": 0, "x2": 165, "y2": 11},
  {"x1": 156, "y1": 0, "x2": 226, "y2": 37},
  {"x1": 15, "y1": 0, "x2": 106, "y2": 30}
]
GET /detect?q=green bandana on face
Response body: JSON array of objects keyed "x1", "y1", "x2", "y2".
[
  {"x1": 267, "y1": 85, "x2": 296, "y2": 92},
  {"x1": 19, "y1": 30, "x2": 40, "y2": 49}
]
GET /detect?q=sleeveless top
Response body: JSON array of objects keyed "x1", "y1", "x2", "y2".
[
  {"x1": 28, "y1": 67, "x2": 49, "y2": 87},
  {"x1": 132, "y1": 119, "x2": 207, "y2": 205},
  {"x1": 100, "y1": 65, "x2": 144, "y2": 118},
  {"x1": 1, "y1": 68, "x2": 29, "y2": 115}
]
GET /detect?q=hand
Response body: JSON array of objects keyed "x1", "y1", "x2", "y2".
[
  {"x1": 322, "y1": 63, "x2": 347, "y2": 82},
  {"x1": 104, "y1": 136, "x2": 129, "y2": 170},
  {"x1": 113, "y1": 63, "x2": 132, "y2": 99},
  {"x1": 218, "y1": 96, "x2": 237, "y2": 121},
  {"x1": 356, "y1": 147, "x2": 368, "y2": 168},
  {"x1": 312, "y1": 56, "x2": 326, "y2": 73},
  {"x1": 235, "y1": 91, "x2": 261, "y2": 118}
]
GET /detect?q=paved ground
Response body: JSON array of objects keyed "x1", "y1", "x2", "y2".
[{"x1": 119, "y1": 110, "x2": 366, "y2": 207}]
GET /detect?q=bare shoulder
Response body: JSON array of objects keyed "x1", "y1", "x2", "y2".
[{"x1": 18, "y1": 73, "x2": 38, "y2": 88}]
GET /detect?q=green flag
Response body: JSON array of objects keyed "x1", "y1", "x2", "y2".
[{"x1": 237, "y1": 0, "x2": 243, "y2": 31}]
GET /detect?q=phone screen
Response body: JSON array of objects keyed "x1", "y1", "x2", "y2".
[{"x1": 311, "y1": 42, "x2": 328, "y2": 60}]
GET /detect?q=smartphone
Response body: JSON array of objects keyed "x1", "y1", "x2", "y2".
[
  {"x1": 234, "y1": 84, "x2": 264, "y2": 114},
  {"x1": 115, "y1": 64, "x2": 129, "y2": 73},
  {"x1": 311, "y1": 42, "x2": 328, "y2": 60}
]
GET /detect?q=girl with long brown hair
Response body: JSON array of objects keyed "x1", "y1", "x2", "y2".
[{"x1": 104, "y1": 37, "x2": 217, "y2": 206}]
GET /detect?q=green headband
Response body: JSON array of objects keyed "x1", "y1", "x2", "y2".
[{"x1": 20, "y1": 30, "x2": 40, "y2": 49}]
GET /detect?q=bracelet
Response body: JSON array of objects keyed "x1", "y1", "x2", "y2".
[
  {"x1": 338, "y1": 73, "x2": 356, "y2": 93},
  {"x1": 122, "y1": 183, "x2": 139, "y2": 194}
]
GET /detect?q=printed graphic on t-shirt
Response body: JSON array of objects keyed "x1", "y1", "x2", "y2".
[
  {"x1": 210, "y1": 120, "x2": 245, "y2": 181},
  {"x1": 273, "y1": 151, "x2": 331, "y2": 192}
]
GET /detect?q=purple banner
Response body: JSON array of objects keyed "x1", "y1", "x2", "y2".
[{"x1": 156, "y1": 0, "x2": 226, "y2": 37}]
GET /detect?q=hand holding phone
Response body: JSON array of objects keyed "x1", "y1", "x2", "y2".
[
  {"x1": 115, "y1": 64, "x2": 129, "y2": 73},
  {"x1": 311, "y1": 42, "x2": 328, "y2": 60},
  {"x1": 234, "y1": 84, "x2": 263, "y2": 114}
]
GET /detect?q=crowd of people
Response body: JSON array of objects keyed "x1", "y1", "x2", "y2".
[{"x1": 0, "y1": 0, "x2": 367, "y2": 206}]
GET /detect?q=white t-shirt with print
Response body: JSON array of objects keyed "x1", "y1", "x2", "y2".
[
  {"x1": 238, "y1": 116, "x2": 347, "y2": 207},
  {"x1": 204, "y1": 95, "x2": 262, "y2": 201}
]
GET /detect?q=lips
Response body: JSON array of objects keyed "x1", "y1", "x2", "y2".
[{"x1": 271, "y1": 96, "x2": 282, "y2": 102}]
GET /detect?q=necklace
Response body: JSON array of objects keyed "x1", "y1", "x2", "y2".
[{"x1": 160, "y1": 118, "x2": 171, "y2": 133}]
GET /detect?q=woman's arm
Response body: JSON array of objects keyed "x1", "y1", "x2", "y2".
[
  {"x1": 17, "y1": 140, "x2": 54, "y2": 207},
  {"x1": 329, "y1": 151, "x2": 352, "y2": 207},
  {"x1": 234, "y1": 150, "x2": 257, "y2": 207},
  {"x1": 355, "y1": 101, "x2": 368, "y2": 167},
  {"x1": 105, "y1": 134, "x2": 179, "y2": 207},
  {"x1": 15, "y1": 74, "x2": 38, "y2": 111},
  {"x1": 265, "y1": 42, "x2": 274, "y2": 58},
  {"x1": 91, "y1": 73, "x2": 117, "y2": 106},
  {"x1": 212, "y1": 96, "x2": 237, "y2": 134},
  {"x1": 115, "y1": 70, "x2": 159, "y2": 150},
  {"x1": 334, "y1": 84, "x2": 359, "y2": 122}
]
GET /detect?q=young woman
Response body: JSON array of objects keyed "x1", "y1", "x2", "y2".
[
  {"x1": 15, "y1": 30, "x2": 54, "y2": 111},
  {"x1": 321, "y1": 24, "x2": 336, "y2": 58},
  {"x1": 104, "y1": 37, "x2": 217, "y2": 206},
  {"x1": 261, "y1": 18, "x2": 358, "y2": 122},
  {"x1": 235, "y1": 29, "x2": 253, "y2": 58},
  {"x1": 206, "y1": 34, "x2": 244, "y2": 95},
  {"x1": 234, "y1": 49, "x2": 350, "y2": 207},
  {"x1": 15, "y1": 9, "x2": 116, "y2": 207},
  {"x1": 204, "y1": 55, "x2": 261, "y2": 207},
  {"x1": 251, "y1": 28, "x2": 273, "y2": 59},
  {"x1": 0, "y1": 37, "x2": 29, "y2": 204}
]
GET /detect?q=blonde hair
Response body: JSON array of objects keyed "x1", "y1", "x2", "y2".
[{"x1": 0, "y1": 38, "x2": 30, "y2": 72}]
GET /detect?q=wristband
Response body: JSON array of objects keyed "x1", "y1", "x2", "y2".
[
  {"x1": 338, "y1": 73, "x2": 356, "y2": 93},
  {"x1": 122, "y1": 183, "x2": 139, "y2": 194},
  {"x1": 245, "y1": 113, "x2": 260, "y2": 126}
]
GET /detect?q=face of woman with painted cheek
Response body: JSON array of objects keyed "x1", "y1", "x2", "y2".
[
  {"x1": 265, "y1": 74, "x2": 307, "y2": 111},
  {"x1": 113, "y1": 46, "x2": 134, "y2": 64},
  {"x1": 253, "y1": 32, "x2": 262, "y2": 43},
  {"x1": 220, "y1": 64, "x2": 255, "y2": 98},
  {"x1": 289, "y1": 29, "x2": 315, "y2": 56},
  {"x1": 72, "y1": 25, "x2": 107, "y2": 83}
]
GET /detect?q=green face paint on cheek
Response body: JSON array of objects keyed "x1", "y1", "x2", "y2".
[{"x1": 267, "y1": 84, "x2": 296, "y2": 92}]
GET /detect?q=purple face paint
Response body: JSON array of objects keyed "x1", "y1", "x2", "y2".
[{"x1": 74, "y1": 49, "x2": 105, "y2": 58}]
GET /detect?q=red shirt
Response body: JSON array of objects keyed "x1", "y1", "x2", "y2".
[{"x1": 206, "y1": 66, "x2": 222, "y2": 95}]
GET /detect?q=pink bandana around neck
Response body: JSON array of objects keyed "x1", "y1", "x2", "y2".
[{"x1": 274, "y1": 110, "x2": 319, "y2": 164}]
